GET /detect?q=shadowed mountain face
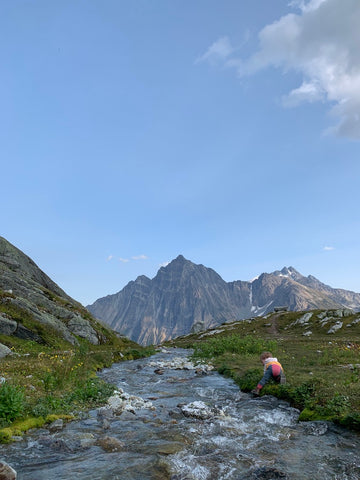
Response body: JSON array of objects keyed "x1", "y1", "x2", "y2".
[
  {"x1": 87, "y1": 257, "x2": 360, "y2": 345},
  {"x1": 0, "y1": 236, "x2": 114, "y2": 348}
]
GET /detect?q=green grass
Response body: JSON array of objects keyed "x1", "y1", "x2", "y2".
[
  {"x1": 167, "y1": 310, "x2": 360, "y2": 431},
  {"x1": 0, "y1": 332, "x2": 155, "y2": 441}
]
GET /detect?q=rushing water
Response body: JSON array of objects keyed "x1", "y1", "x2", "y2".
[{"x1": 1, "y1": 348, "x2": 360, "y2": 479}]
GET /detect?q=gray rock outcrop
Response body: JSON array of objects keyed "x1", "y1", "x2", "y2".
[
  {"x1": 0, "y1": 236, "x2": 106, "y2": 347},
  {"x1": 0, "y1": 343, "x2": 12, "y2": 358}
]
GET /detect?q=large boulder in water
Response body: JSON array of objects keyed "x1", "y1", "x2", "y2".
[{"x1": 0, "y1": 462, "x2": 17, "y2": 480}]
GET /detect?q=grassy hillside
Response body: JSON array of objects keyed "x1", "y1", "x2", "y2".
[
  {"x1": 0, "y1": 304, "x2": 154, "y2": 442},
  {"x1": 166, "y1": 309, "x2": 360, "y2": 431}
]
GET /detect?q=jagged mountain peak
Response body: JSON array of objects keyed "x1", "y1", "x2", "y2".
[
  {"x1": 270, "y1": 266, "x2": 304, "y2": 282},
  {"x1": 281, "y1": 266, "x2": 299, "y2": 275},
  {"x1": 174, "y1": 254, "x2": 187, "y2": 262},
  {"x1": 134, "y1": 275, "x2": 151, "y2": 283}
]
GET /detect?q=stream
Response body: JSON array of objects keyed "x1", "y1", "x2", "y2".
[{"x1": 1, "y1": 348, "x2": 360, "y2": 479}]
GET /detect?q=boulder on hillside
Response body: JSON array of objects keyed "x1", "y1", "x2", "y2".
[{"x1": 0, "y1": 343, "x2": 12, "y2": 358}]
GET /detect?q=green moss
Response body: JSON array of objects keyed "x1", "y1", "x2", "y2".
[
  {"x1": 0, "y1": 415, "x2": 75, "y2": 443},
  {"x1": 0, "y1": 428, "x2": 13, "y2": 443},
  {"x1": 298, "y1": 408, "x2": 317, "y2": 421}
]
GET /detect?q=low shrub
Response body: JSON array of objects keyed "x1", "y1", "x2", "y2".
[
  {"x1": 192, "y1": 335, "x2": 278, "y2": 361},
  {"x1": 0, "y1": 383, "x2": 25, "y2": 422},
  {"x1": 70, "y1": 377, "x2": 115, "y2": 404},
  {"x1": 337, "y1": 412, "x2": 360, "y2": 431},
  {"x1": 217, "y1": 364, "x2": 233, "y2": 378},
  {"x1": 268, "y1": 381, "x2": 318, "y2": 410},
  {"x1": 234, "y1": 368, "x2": 263, "y2": 391}
]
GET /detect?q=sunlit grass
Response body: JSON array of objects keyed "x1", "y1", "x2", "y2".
[
  {"x1": 168, "y1": 310, "x2": 360, "y2": 430},
  {"x1": 0, "y1": 334, "x2": 155, "y2": 440}
]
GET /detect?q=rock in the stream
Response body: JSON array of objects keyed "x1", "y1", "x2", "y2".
[
  {"x1": 97, "y1": 436, "x2": 125, "y2": 453},
  {"x1": 97, "y1": 388, "x2": 153, "y2": 417},
  {"x1": 0, "y1": 462, "x2": 17, "y2": 480},
  {"x1": 37, "y1": 435, "x2": 81, "y2": 452},
  {"x1": 154, "y1": 368, "x2": 164, "y2": 375},
  {"x1": 245, "y1": 466, "x2": 288, "y2": 479},
  {"x1": 180, "y1": 401, "x2": 225, "y2": 420},
  {"x1": 148, "y1": 356, "x2": 214, "y2": 373},
  {"x1": 301, "y1": 421, "x2": 328, "y2": 436},
  {"x1": 48, "y1": 418, "x2": 64, "y2": 433}
]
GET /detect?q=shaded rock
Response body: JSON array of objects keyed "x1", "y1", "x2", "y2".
[
  {"x1": 0, "y1": 461, "x2": 17, "y2": 480},
  {"x1": 327, "y1": 321, "x2": 343, "y2": 334},
  {"x1": 48, "y1": 418, "x2": 64, "y2": 433},
  {"x1": 195, "y1": 367, "x2": 208, "y2": 375},
  {"x1": 347, "y1": 317, "x2": 360, "y2": 327},
  {"x1": 101, "y1": 417, "x2": 111, "y2": 430},
  {"x1": 38, "y1": 436, "x2": 72, "y2": 452},
  {"x1": 302, "y1": 421, "x2": 328, "y2": 436},
  {"x1": 6, "y1": 297, "x2": 78, "y2": 345},
  {"x1": 332, "y1": 308, "x2": 354, "y2": 318},
  {"x1": 97, "y1": 435, "x2": 125, "y2": 452},
  {"x1": 67, "y1": 314, "x2": 99, "y2": 345},
  {"x1": 13, "y1": 323, "x2": 43, "y2": 344},
  {"x1": 78, "y1": 433, "x2": 96, "y2": 448},
  {"x1": 136, "y1": 440, "x2": 184, "y2": 456},
  {"x1": 245, "y1": 467, "x2": 288, "y2": 479},
  {"x1": 0, "y1": 343, "x2": 12, "y2": 358},
  {"x1": 0, "y1": 315, "x2": 17, "y2": 335}
]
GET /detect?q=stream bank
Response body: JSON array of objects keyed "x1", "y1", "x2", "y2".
[{"x1": 1, "y1": 348, "x2": 359, "y2": 479}]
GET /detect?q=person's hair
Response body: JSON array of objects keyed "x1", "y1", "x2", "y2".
[{"x1": 260, "y1": 352, "x2": 272, "y2": 361}]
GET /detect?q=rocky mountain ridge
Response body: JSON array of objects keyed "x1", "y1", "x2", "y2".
[
  {"x1": 0, "y1": 236, "x2": 117, "y2": 354},
  {"x1": 87, "y1": 256, "x2": 360, "y2": 345}
]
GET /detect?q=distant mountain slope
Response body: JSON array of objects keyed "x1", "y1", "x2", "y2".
[
  {"x1": 0, "y1": 236, "x2": 118, "y2": 348},
  {"x1": 87, "y1": 256, "x2": 360, "y2": 345}
]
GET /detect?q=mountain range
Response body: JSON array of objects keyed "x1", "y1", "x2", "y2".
[{"x1": 87, "y1": 255, "x2": 360, "y2": 345}]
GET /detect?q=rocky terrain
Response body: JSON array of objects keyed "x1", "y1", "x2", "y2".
[
  {"x1": 87, "y1": 256, "x2": 360, "y2": 345},
  {"x1": 0, "y1": 236, "x2": 117, "y2": 355}
]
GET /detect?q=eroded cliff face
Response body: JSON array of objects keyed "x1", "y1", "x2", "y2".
[{"x1": 88, "y1": 257, "x2": 359, "y2": 345}]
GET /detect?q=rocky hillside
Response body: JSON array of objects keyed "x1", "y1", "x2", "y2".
[
  {"x1": 87, "y1": 256, "x2": 360, "y2": 345},
  {"x1": 0, "y1": 236, "x2": 119, "y2": 354}
]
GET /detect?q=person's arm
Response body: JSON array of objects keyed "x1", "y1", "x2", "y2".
[{"x1": 252, "y1": 366, "x2": 273, "y2": 395}]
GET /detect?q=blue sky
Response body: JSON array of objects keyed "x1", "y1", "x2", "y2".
[{"x1": 2, "y1": 0, "x2": 360, "y2": 305}]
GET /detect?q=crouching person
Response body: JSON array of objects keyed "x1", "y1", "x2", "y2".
[{"x1": 251, "y1": 352, "x2": 286, "y2": 396}]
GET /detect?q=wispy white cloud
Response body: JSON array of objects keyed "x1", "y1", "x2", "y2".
[
  {"x1": 107, "y1": 254, "x2": 148, "y2": 263},
  {"x1": 131, "y1": 254, "x2": 148, "y2": 261},
  {"x1": 159, "y1": 261, "x2": 170, "y2": 268},
  {"x1": 195, "y1": 36, "x2": 235, "y2": 65},
  {"x1": 199, "y1": 0, "x2": 360, "y2": 139},
  {"x1": 323, "y1": 245, "x2": 335, "y2": 251}
]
